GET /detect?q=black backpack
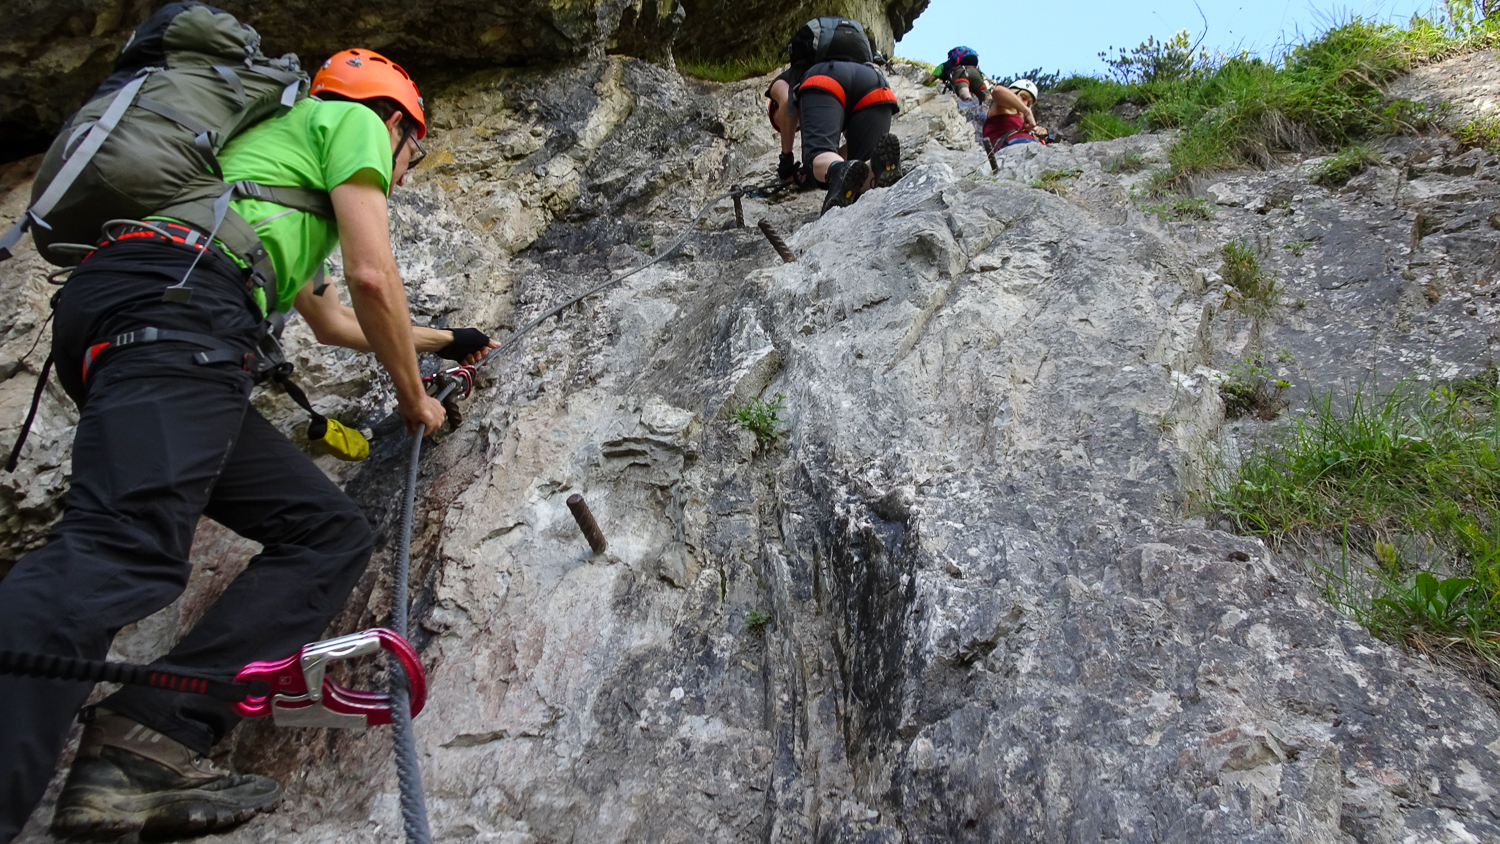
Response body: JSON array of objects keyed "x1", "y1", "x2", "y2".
[{"x1": 787, "y1": 17, "x2": 874, "y2": 67}]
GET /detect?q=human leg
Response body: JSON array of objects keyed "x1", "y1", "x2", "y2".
[
  {"x1": 0, "y1": 365, "x2": 253, "y2": 842},
  {"x1": 102, "y1": 407, "x2": 374, "y2": 753},
  {"x1": 0, "y1": 241, "x2": 264, "y2": 842}
]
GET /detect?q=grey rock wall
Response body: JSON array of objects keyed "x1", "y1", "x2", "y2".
[{"x1": 4, "y1": 50, "x2": 1500, "y2": 844}]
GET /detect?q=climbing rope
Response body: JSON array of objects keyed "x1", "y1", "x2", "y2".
[{"x1": 384, "y1": 376, "x2": 462, "y2": 844}]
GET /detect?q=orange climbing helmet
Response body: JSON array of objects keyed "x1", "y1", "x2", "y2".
[{"x1": 311, "y1": 49, "x2": 427, "y2": 138}]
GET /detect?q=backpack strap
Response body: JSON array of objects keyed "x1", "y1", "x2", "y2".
[
  {"x1": 154, "y1": 181, "x2": 333, "y2": 312},
  {"x1": 0, "y1": 73, "x2": 150, "y2": 261}
]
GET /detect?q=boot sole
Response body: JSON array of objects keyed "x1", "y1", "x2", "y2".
[
  {"x1": 52, "y1": 780, "x2": 281, "y2": 840},
  {"x1": 873, "y1": 134, "x2": 902, "y2": 188},
  {"x1": 821, "y1": 160, "x2": 870, "y2": 215}
]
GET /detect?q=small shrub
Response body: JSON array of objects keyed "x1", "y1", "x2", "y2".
[
  {"x1": 1219, "y1": 240, "x2": 1278, "y2": 312},
  {"x1": 1219, "y1": 357, "x2": 1291, "y2": 420},
  {"x1": 733, "y1": 393, "x2": 787, "y2": 446},
  {"x1": 1456, "y1": 113, "x2": 1500, "y2": 152},
  {"x1": 1311, "y1": 144, "x2": 1381, "y2": 188},
  {"x1": 746, "y1": 607, "x2": 772, "y2": 631},
  {"x1": 1030, "y1": 168, "x2": 1082, "y2": 194},
  {"x1": 1102, "y1": 151, "x2": 1149, "y2": 174},
  {"x1": 1282, "y1": 239, "x2": 1313, "y2": 256},
  {"x1": 1100, "y1": 29, "x2": 1211, "y2": 84}
]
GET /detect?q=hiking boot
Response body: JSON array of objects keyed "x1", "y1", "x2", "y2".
[
  {"x1": 872, "y1": 133, "x2": 903, "y2": 188},
  {"x1": 820, "y1": 159, "x2": 870, "y2": 215},
  {"x1": 51, "y1": 713, "x2": 280, "y2": 841}
]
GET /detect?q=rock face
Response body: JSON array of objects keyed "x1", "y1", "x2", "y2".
[
  {"x1": 0, "y1": 0, "x2": 922, "y2": 162},
  {"x1": 5, "y1": 48, "x2": 1500, "y2": 844}
]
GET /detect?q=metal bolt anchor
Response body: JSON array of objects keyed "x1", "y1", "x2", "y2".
[
  {"x1": 566, "y1": 494, "x2": 608, "y2": 554},
  {"x1": 757, "y1": 219, "x2": 796, "y2": 263}
]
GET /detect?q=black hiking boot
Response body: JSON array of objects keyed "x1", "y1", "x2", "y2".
[
  {"x1": 820, "y1": 159, "x2": 870, "y2": 215},
  {"x1": 872, "y1": 133, "x2": 902, "y2": 188},
  {"x1": 50, "y1": 714, "x2": 281, "y2": 841}
]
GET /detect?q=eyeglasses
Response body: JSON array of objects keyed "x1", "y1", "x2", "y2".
[{"x1": 393, "y1": 127, "x2": 426, "y2": 170}]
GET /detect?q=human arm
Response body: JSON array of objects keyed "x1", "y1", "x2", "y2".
[
  {"x1": 295, "y1": 282, "x2": 499, "y2": 364},
  {"x1": 987, "y1": 86, "x2": 1036, "y2": 129},
  {"x1": 324, "y1": 170, "x2": 446, "y2": 435}
]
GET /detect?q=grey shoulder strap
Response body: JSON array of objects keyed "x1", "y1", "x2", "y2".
[{"x1": 0, "y1": 73, "x2": 150, "y2": 261}]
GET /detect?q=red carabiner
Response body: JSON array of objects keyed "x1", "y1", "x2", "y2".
[{"x1": 233, "y1": 629, "x2": 426, "y2": 729}]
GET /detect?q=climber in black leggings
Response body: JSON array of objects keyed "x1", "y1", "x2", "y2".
[{"x1": 797, "y1": 59, "x2": 903, "y2": 214}]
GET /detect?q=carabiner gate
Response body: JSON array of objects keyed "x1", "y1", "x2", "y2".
[{"x1": 232, "y1": 628, "x2": 426, "y2": 729}]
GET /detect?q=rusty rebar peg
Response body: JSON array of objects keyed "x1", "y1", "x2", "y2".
[
  {"x1": 757, "y1": 219, "x2": 796, "y2": 264},
  {"x1": 732, "y1": 194, "x2": 745, "y2": 228},
  {"x1": 566, "y1": 494, "x2": 608, "y2": 554},
  {"x1": 983, "y1": 138, "x2": 999, "y2": 174}
]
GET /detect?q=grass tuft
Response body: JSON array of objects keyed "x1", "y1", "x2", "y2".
[
  {"x1": 1311, "y1": 143, "x2": 1382, "y2": 188},
  {"x1": 1102, "y1": 151, "x2": 1149, "y2": 173},
  {"x1": 1219, "y1": 240, "x2": 1278, "y2": 312},
  {"x1": 678, "y1": 52, "x2": 784, "y2": 83},
  {"x1": 1456, "y1": 112, "x2": 1500, "y2": 152},
  {"x1": 1210, "y1": 377, "x2": 1500, "y2": 683},
  {"x1": 1084, "y1": 5, "x2": 1500, "y2": 190},
  {"x1": 1030, "y1": 168, "x2": 1083, "y2": 194}
]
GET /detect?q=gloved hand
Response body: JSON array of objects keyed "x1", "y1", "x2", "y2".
[
  {"x1": 437, "y1": 327, "x2": 492, "y2": 362},
  {"x1": 778, "y1": 152, "x2": 800, "y2": 183}
]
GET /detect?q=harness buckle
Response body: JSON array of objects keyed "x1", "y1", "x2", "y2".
[{"x1": 231, "y1": 629, "x2": 427, "y2": 729}]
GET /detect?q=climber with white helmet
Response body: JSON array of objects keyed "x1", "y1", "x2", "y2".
[
  {"x1": 983, "y1": 78, "x2": 1049, "y2": 148},
  {"x1": 0, "y1": 22, "x2": 495, "y2": 842}
]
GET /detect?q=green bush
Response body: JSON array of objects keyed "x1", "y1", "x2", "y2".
[
  {"x1": 1219, "y1": 241, "x2": 1278, "y2": 311},
  {"x1": 678, "y1": 52, "x2": 784, "y2": 83},
  {"x1": 1117, "y1": 6, "x2": 1500, "y2": 189}
]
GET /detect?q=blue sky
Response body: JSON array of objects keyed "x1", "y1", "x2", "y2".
[{"x1": 895, "y1": 0, "x2": 1443, "y2": 79}]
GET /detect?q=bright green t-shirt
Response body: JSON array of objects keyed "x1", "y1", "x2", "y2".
[{"x1": 216, "y1": 98, "x2": 393, "y2": 313}]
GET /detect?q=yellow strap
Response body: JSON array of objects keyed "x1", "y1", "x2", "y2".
[{"x1": 310, "y1": 418, "x2": 369, "y2": 461}]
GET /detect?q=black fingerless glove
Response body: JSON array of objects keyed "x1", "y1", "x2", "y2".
[
  {"x1": 778, "y1": 152, "x2": 799, "y2": 182},
  {"x1": 437, "y1": 327, "x2": 491, "y2": 361}
]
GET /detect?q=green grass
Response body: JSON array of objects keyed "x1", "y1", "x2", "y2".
[
  {"x1": 1102, "y1": 151, "x2": 1149, "y2": 174},
  {"x1": 1210, "y1": 376, "x2": 1500, "y2": 679},
  {"x1": 1139, "y1": 193, "x2": 1214, "y2": 221},
  {"x1": 1311, "y1": 143, "x2": 1382, "y2": 188},
  {"x1": 1030, "y1": 169, "x2": 1082, "y2": 194},
  {"x1": 678, "y1": 51, "x2": 784, "y2": 83},
  {"x1": 1080, "y1": 111, "x2": 1142, "y2": 142},
  {"x1": 1456, "y1": 112, "x2": 1500, "y2": 152},
  {"x1": 1068, "y1": 4, "x2": 1500, "y2": 191},
  {"x1": 1219, "y1": 356, "x2": 1291, "y2": 420}
]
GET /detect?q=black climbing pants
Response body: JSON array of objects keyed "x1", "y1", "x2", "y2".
[
  {"x1": 0, "y1": 240, "x2": 374, "y2": 842},
  {"x1": 796, "y1": 60, "x2": 898, "y2": 165}
]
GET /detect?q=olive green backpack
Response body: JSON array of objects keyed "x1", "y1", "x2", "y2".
[{"x1": 0, "y1": 1, "x2": 331, "y2": 309}]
